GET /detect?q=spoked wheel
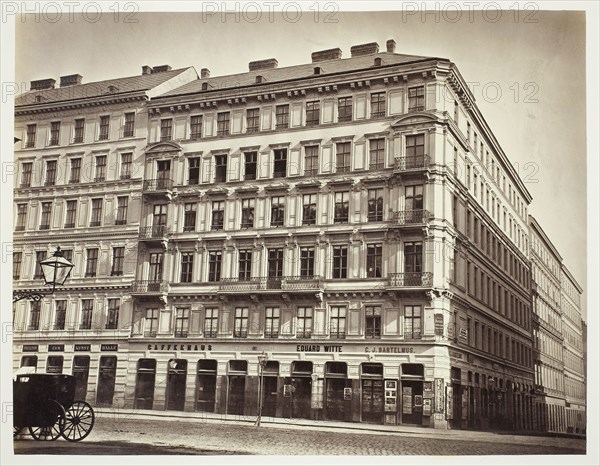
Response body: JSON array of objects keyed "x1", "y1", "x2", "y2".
[
  {"x1": 28, "y1": 400, "x2": 66, "y2": 441},
  {"x1": 62, "y1": 401, "x2": 95, "y2": 442},
  {"x1": 14, "y1": 426, "x2": 23, "y2": 438}
]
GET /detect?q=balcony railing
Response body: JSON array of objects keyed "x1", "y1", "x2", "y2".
[
  {"x1": 394, "y1": 154, "x2": 430, "y2": 171},
  {"x1": 132, "y1": 280, "x2": 168, "y2": 293},
  {"x1": 388, "y1": 272, "x2": 433, "y2": 287},
  {"x1": 281, "y1": 275, "x2": 323, "y2": 290},
  {"x1": 174, "y1": 331, "x2": 188, "y2": 338},
  {"x1": 390, "y1": 209, "x2": 432, "y2": 225},
  {"x1": 143, "y1": 178, "x2": 173, "y2": 192},
  {"x1": 219, "y1": 276, "x2": 323, "y2": 292},
  {"x1": 139, "y1": 225, "x2": 170, "y2": 239}
]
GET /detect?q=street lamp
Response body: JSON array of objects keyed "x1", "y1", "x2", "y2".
[
  {"x1": 255, "y1": 351, "x2": 268, "y2": 427},
  {"x1": 13, "y1": 246, "x2": 74, "y2": 302}
]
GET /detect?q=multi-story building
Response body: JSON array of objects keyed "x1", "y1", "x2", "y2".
[
  {"x1": 529, "y1": 216, "x2": 566, "y2": 432},
  {"x1": 12, "y1": 66, "x2": 198, "y2": 406},
  {"x1": 561, "y1": 265, "x2": 586, "y2": 434},
  {"x1": 124, "y1": 40, "x2": 535, "y2": 430}
]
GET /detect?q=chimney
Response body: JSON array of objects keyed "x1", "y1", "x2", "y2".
[
  {"x1": 60, "y1": 74, "x2": 83, "y2": 87},
  {"x1": 350, "y1": 42, "x2": 380, "y2": 57},
  {"x1": 311, "y1": 48, "x2": 342, "y2": 63},
  {"x1": 141, "y1": 65, "x2": 152, "y2": 75},
  {"x1": 249, "y1": 58, "x2": 278, "y2": 72},
  {"x1": 201, "y1": 68, "x2": 210, "y2": 78},
  {"x1": 152, "y1": 65, "x2": 172, "y2": 73},
  {"x1": 30, "y1": 78, "x2": 56, "y2": 91},
  {"x1": 386, "y1": 39, "x2": 396, "y2": 53}
]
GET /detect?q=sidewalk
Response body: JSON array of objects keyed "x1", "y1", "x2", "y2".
[{"x1": 94, "y1": 407, "x2": 586, "y2": 450}]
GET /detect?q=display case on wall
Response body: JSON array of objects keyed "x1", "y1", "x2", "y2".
[{"x1": 384, "y1": 379, "x2": 398, "y2": 425}]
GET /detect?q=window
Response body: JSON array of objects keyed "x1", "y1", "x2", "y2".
[
  {"x1": 145, "y1": 309, "x2": 159, "y2": 336},
  {"x1": 21, "y1": 162, "x2": 32, "y2": 187},
  {"x1": 45, "y1": 160, "x2": 57, "y2": 186},
  {"x1": 273, "y1": 148, "x2": 287, "y2": 178},
  {"x1": 29, "y1": 301, "x2": 41, "y2": 330},
  {"x1": 73, "y1": 119, "x2": 85, "y2": 143},
  {"x1": 241, "y1": 198, "x2": 255, "y2": 229},
  {"x1": 334, "y1": 191, "x2": 349, "y2": 223},
  {"x1": 39, "y1": 202, "x2": 52, "y2": 230},
  {"x1": 120, "y1": 153, "x2": 132, "y2": 179},
  {"x1": 160, "y1": 118, "x2": 173, "y2": 141},
  {"x1": 106, "y1": 299, "x2": 120, "y2": 330},
  {"x1": 69, "y1": 158, "x2": 81, "y2": 183},
  {"x1": 367, "y1": 188, "x2": 384, "y2": 221},
  {"x1": 153, "y1": 204, "x2": 167, "y2": 226},
  {"x1": 99, "y1": 115, "x2": 110, "y2": 140},
  {"x1": 215, "y1": 154, "x2": 227, "y2": 182},
  {"x1": 54, "y1": 300, "x2": 67, "y2": 330},
  {"x1": 180, "y1": 252, "x2": 194, "y2": 282},
  {"x1": 408, "y1": 86, "x2": 425, "y2": 111},
  {"x1": 332, "y1": 246, "x2": 348, "y2": 279},
  {"x1": 406, "y1": 134, "x2": 425, "y2": 160},
  {"x1": 26, "y1": 124, "x2": 36, "y2": 148},
  {"x1": 338, "y1": 97, "x2": 352, "y2": 122},
  {"x1": 304, "y1": 145, "x2": 319, "y2": 176},
  {"x1": 116, "y1": 196, "x2": 128, "y2": 225},
  {"x1": 49, "y1": 121, "x2": 60, "y2": 145},
  {"x1": 157, "y1": 160, "x2": 171, "y2": 183},
  {"x1": 367, "y1": 243, "x2": 383, "y2": 278},
  {"x1": 217, "y1": 112, "x2": 230, "y2": 136},
  {"x1": 174, "y1": 308, "x2": 189, "y2": 337},
  {"x1": 268, "y1": 248, "x2": 284, "y2": 279},
  {"x1": 329, "y1": 306, "x2": 346, "y2": 338},
  {"x1": 183, "y1": 203, "x2": 196, "y2": 232},
  {"x1": 208, "y1": 251, "x2": 222, "y2": 282},
  {"x1": 270, "y1": 196, "x2": 284, "y2": 227},
  {"x1": 370, "y1": 92, "x2": 386, "y2": 117},
  {"x1": 90, "y1": 198, "x2": 103, "y2": 226},
  {"x1": 336, "y1": 142, "x2": 351, "y2": 173},
  {"x1": 405, "y1": 185, "x2": 424, "y2": 216},
  {"x1": 204, "y1": 308, "x2": 218, "y2": 337},
  {"x1": 85, "y1": 248, "x2": 98, "y2": 277},
  {"x1": 404, "y1": 305, "x2": 422, "y2": 338},
  {"x1": 306, "y1": 101, "x2": 320, "y2": 126},
  {"x1": 80, "y1": 299, "x2": 93, "y2": 330},
  {"x1": 33, "y1": 251, "x2": 45, "y2": 279},
  {"x1": 300, "y1": 247, "x2": 315, "y2": 277},
  {"x1": 275, "y1": 104, "x2": 289, "y2": 129},
  {"x1": 238, "y1": 250, "x2": 253, "y2": 280},
  {"x1": 95, "y1": 155, "x2": 107, "y2": 181},
  {"x1": 13, "y1": 252, "x2": 22, "y2": 280},
  {"x1": 187, "y1": 157, "x2": 200, "y2": 185},
  {"x1": 369, "y1": 138, "x2": 385, "y2": 170},
  {"x1": 149, "y1": 253, "x2": 163, "y2": 280},
  {"x1": 211, "y1": 201, "x2": 224, "y2": 230},
  {"x1": 265, "y1": 307, "x2": 280, "y2": 338},
  {"x1": 404, "y1": 242, "x2": 423, "y2": 273},
  {"x1": 244, "y1": 152, "x2": 257, "y2": 180},
  {"x1": 365, "y1": 306, "x2": 381, "y2": 338},
  {"x1": 190, "y1": 115, "x2": 203, "y2": 139},
  {"x1": 111, "y1": 247, "x2": 125, "y2": 276},
  {"x1": 297, "y1": 307, "x2": 313, "y2": 338},
  {"x1": 230, "y1": 308, "x2": 251, "y2": 340},
  {"x1": 454, "y1": 101, "x2": 459, "y2": 122},
  {"x1": 123, "y1": 112, "x2": 135, "y2": 138},
  {"x1": 16, "y1": 204, "x2": 27, "y2": 231},
  {"x1": 246, "y1": 108, "x2": 259, "y2": 133},
  {"x1": 302, "y1": 194, "x2": 317, "y2": 225}
]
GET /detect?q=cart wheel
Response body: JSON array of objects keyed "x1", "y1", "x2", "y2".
[
  {"x1": 28, "y1": 400, "x2": 66, "y2": 441},
  {"x1": 62, "y1": 401, "x2": 95, "y2": 442},
  {"x1": 14, "y1": 426, "x2": 23, "y2": 438}
]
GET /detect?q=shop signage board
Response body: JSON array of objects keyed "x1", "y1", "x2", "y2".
[
  {"x1": 48, "y1": 344, "x2": 64, "y2": 352},
  {"x1": 22, "y1": 345, "x2": 38, "y2": 352},
  {"x1": 434, "y1": 378, "x2": 444, "y2": 413}
]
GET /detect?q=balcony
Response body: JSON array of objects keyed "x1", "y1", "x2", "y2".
[
  {"x1": 219, "y1": 276, "x2": 323, "y2": 293},
  {"x1": 131, "y1": 280, "x2": 169, "y2": 294},
  {"x1": 281, "y1": 275, "x2": 323, "y2": 290},
  {"x1": 390, "y1": 209, "x2": 432, "y2": 226},
  {"x1": 393, "y1": 154, "x2": 430, "y2": 172},
  {"x1": 143, "y1": 178, "x2": 174, "y2": 192},
  {"x1": 388, "y1": 272, "x2": 433, "y2": 288},
  {"x1": 139, "y1": 225, "x2": 170, "y2": 239}
]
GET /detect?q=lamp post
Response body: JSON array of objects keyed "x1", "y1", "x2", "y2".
[
  {"x1": 13, "y1": 247, "x2": 74, "y2": 302},
  {"x1": 255, "y1": 351, "x2": 268, "y2": 427}
]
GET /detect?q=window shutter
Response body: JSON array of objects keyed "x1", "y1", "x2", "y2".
[
  {"x1": 189, "y1": 309, "x2": 202, "y2": 335},
  {"x1": 220, "y1": 309, "x2": 231, "y2": 334},
  {"x1": 229, "y1": 152, "x2": 241, "y2": 181},
  {"x1": 383, "y1": 307, "x2": 399, "y2": 335},
  {"x1": 289, "y1": 148, "x2": 301, "y2": 176},
  {"x1": 321, "y1": 145, "x2": 332, "y2": 173},
  {"x1": 159, "y1": 309, "x2": 172, "y2": 334},
  {"x1": 249, "y1": 309, "x2": 261, "y2": 336},
  {"x1": 258, "y1": 150, "x2": 271, "y2": 179},
  {"x1": 281, "y1": 309, "x2": 293, "y2": 335},
  {"x1": 389, "y1": 90, "x2": 403, "y2": 115},
  {"x1": 232, "y1": 110, "x2": 243, "y2": 134},
  {"x1": 204, "y1": 113, "x2": 215, "y2": 137},
  {"x1": 347, "y1": 304, "x2": 361, "y2": 336},
  {"x1": 353, "y1": 142, "x2": 366, "y2": 171},
  {"x1": 355, "y1": 94, "x2": 367, "y2": 119},
  {"x1": 314, "y1": 307, "x2": 326, "y2": 337},
  {"x1": 261, "y1": 106, "x2": 272, "y2": 131},
  {"x1": 322, "y1": 98, "x2": 334, "y2": 123},
  {"x1": 201, "y1": 155, "x2": 213, "y2": 183},
  {"x1": 291, "y1": 103, "x2": 303, "y2": 127}
]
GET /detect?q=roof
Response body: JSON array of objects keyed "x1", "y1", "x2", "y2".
[
  {"x1": 528, "y1": 215, "x2": 563, "y2": 262},
  {"x1": 16, "y1": 68, "x2": 195, "y2": 106},
  {"x1": 159, "y1": 52, "x2": 436, "y2": 98}
]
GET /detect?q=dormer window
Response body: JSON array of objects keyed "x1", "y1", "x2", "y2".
[
  {"x1": 201, "y1": 82, "x2": 209, "y2": 91},
  {"x1": 256, "y1": 75, "x2": 265, "y2": 84},
  {"x1": 313, "y1": 67, "x2": 323, "y2": 75},
  {"x1": 374, "y1": 57, "x2": 383, "y2": 67},
  {"x1": 107, "y1": 85, "x2": 119, "y2": 93}
]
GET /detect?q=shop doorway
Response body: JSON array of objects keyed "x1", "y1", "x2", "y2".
[
  {"x1": 324, "y1": 362, "x2": 350, "y2": 422},
  {"x1": 196, "y1": 359, "x2": 217, "y2": 412},
  {"x1": 227, "y1": 360, "x2": 247, "y2": 415},
  {"x1": 134, "y1": 359, "x2": 156, "y2": 409},
  {"x1": 96, "y1": 356, "x2": 117, "y2": 406},
  {"x1": 46, "y1": 356, "x2": 63, "y2": 374},
  {"x1": 262, "y1": 361, "x2": 279, "y2": 418},
  {"x1": 72, "y1": 356, "x2": 90, "y2": 401},
  {"x1": 290, "y1": 361, "x2": 313, "y2": 419},
  {"x1": 166, "y1": 359, "x2": 187, "y2": 411},
  {"x1": 20, "y1": 356, "x2": 37, "y2": 369},
  {"x1": 401, "y1": 363, "x2": 424, "y2": 425},
  {"x1": 361, "y1": 363, "x2": 384, "y2": 424}
]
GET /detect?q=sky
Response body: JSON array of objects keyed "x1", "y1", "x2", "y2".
[{"x1": 9, "y1": 3, "x2": 590, "y2": 319}]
